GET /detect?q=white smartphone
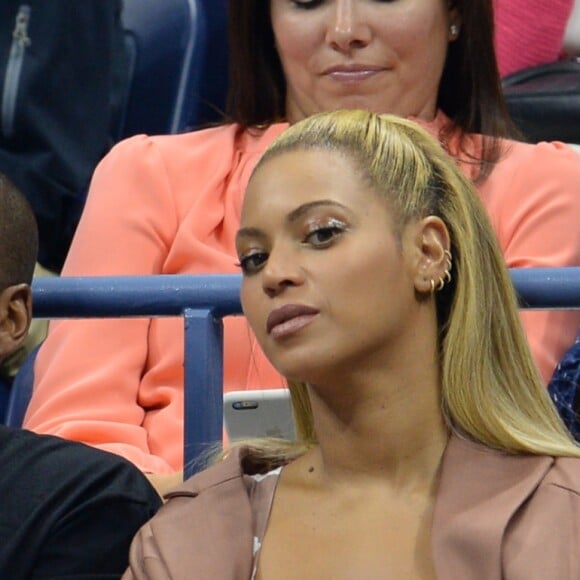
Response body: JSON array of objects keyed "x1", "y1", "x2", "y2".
[{"x1": 223, "y1": 389, "x2": 296, "y2": 441}]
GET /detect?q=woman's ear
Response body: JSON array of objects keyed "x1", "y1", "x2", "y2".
[
  {"x1": 410, "y1": 216, "x2": 451, "y2": 294},
  {"x1": 0, "y1": 284, "x2": 32, "y2": 362}
]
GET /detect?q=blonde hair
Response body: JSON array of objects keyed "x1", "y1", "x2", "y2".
[{"x1": 240, "y1": 109, "x2": 579, "y2": 463}]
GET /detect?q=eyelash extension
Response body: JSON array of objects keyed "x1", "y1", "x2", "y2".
[
  {"x1": 304, "y1": 219, "x2": 348, "y2": 246},
  {"x1": 237, "y1": 252, "x2": 268, "y2": 275}
]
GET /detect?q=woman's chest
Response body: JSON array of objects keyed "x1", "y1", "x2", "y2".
[{"x1": 256, "y1": 488, "x2": 437, "y2": 580}]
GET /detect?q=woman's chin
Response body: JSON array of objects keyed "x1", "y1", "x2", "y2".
[{"x1": 273, "y1": 360, "x2": 335, "y2": 387}]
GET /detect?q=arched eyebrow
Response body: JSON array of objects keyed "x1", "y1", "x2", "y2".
[
  {"x1": 236, "y1": 200, "x2": 350, "y2": 241},
  {"x1": 286, "y1": 200, "x2": 348, "y2": 223},
  {"x1": 236, "y1": 226, "x2": 266, "y2": 242}
]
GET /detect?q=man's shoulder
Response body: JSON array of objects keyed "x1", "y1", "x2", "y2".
[
  {"x1": 0, "y1": 426, "x2": 160, "y2": 503},
  {"x1": 1, "y1": 424, "x2": 126, "y2": 469},
  {"x1": 0, "y1": 427, "x2": 161, "y2": 578}
]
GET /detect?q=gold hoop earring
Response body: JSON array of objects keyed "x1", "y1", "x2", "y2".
[
  {"x1": 443, "y1": 249, "x2": 453, "y2": 284},
  {"x1": 436, "y1": 277, "x2": 445, "y2": 292},
  {"x1": 430, "y1": 279, "x2": 436, "y2": 294}
]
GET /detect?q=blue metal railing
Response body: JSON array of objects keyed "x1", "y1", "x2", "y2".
[{"x1": 28, "y1": 267, "x2": 580, "y2": 476}]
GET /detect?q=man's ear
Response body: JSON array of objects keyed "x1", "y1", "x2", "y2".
[
  {"x1": 0, "y1": 284, "x2": 32, "y2": 360},
  {"x1": 410, "y1": 216, "x2": 451, "y2": 294}
]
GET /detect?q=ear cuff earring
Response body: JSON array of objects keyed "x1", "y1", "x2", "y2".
[
  {"x1": 443, "y1": 249, "x2": 453, "y2": 283},
  {"x1": 430, "y1": 250, "x2": 453, "y2": 294}
]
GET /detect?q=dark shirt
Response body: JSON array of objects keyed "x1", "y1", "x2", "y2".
[
  {"x1": 0, "y1": 426, "x2": 161, "y2": 579},
  {"x1": 549, "y1": 337, "x2": 580, "y2": 441}
]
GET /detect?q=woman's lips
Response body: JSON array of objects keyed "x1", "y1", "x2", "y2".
[
  {"x1": 322, "y1": 65, "x2": 386, "y2": 83},
  {"x1": 266, "y1": 304, "x2": 319, "y2": 339}
]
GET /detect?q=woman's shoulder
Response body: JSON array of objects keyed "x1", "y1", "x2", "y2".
[
  {"x1": 135, "y1": 449, "x2": 282, "y2": 551},
  {"x1": 480, "y1": 137, "x2": 580, "y2": 202},
  {"x1": 107, "y1": 122, "x2": 289, "y2": 164},
  {"x1": 502, "y1": 454, "x2": 580, "y2": 575},
  {"x1": 544, "y1": 455, "x2": 580, "y2": 495},
  {"x1": 125, "y1": 449, "x2": 262, "y2": 577},
  {"x1": 499, "y1": 452, "x2": 580, "y2": 524},
  {"x1": 436, "y1": 436, "x2": 580, "y2": 575},
  {"x1": 166, "y1": 446, "x2": 289, "y2": 501},
  {"x1": 493, "y1": 138, "x2": 580, "y2": 184},
  {"x1": 167, "y1": 449, "x2": 248, "y2": 499},
  {"x1": 94, "y1": 123, "x2": 290, "y2": 196},
  {"x1": 501, "y1": 138, "x2": 580, "y2": 165}
]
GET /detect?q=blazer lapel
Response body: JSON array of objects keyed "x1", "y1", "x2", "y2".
[
  {"x1": 161, "y1": 448, "x2": 255, "y2": 579},
  {"x1": 432, "y1": 434, "x2": 553, "y2": 580}
]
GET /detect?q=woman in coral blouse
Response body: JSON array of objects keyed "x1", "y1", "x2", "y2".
[{"x1": 25, "y1": 0, "x2": 580, "y2": 496}]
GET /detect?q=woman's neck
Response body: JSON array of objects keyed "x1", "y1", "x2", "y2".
[{"x1": 303, "y1": 363, "x2": 448, "y2": 493}]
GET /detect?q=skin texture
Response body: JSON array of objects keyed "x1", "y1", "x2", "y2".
[
  {"x1": 238, "y1": 147, "x2": 450, "y2": 401},
  {"x1": 270, "y1": 0, "x2": 460, "y2": 123},
  {"x1": 239, "y1": 150, "x2": 430, "y2": 383},
  {"x1": 237, "y1": 148, "x2": 451, "y2": 579}
]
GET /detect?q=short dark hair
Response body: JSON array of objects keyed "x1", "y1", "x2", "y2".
[
  {"x1": 226, "y1": 0, "x2": 517, "y2": 176},
  {"x1": 0, "y1": 173, "x2": 38, "y2": 289}
]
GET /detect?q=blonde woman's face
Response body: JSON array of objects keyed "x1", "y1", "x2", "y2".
[
  {"x1": 270, "y1": 0, "x2": 458, "y2": 124},
  {"x1": 237, "y1": 149, "x2": 425, "y2": 385}
]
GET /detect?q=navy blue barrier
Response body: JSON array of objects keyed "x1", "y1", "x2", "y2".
[
  {"x1": 32, "y1": 274, "x2": 241, "y2": 478},
  {"x1": 28, "y1": 268, "x2": 580, "y2": 476},
  {"x1": 510, "y1": 268, "x2": 580, "y2": 310}
]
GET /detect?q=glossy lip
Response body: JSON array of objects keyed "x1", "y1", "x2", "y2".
[
  {"x1": 322, "y1": 64, "x2": 387, "y2": 82},
  {"x1": 266, "y1": 304, "x2": 320, "y2": 338}
]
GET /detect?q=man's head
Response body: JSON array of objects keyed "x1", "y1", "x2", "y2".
[{"x1": 0, "y1": 173, "x2": 38, "y2": 363}]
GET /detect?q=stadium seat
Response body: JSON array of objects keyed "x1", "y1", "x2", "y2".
[
  {"x1": 503, "y1": 59, "x2": 580, "y2": 144},
  {"x1": 192, "y1": 0, "x2": 229, "y2": 128},
  {"x1": 0, "y1": 377, "x2": 10, "y2": 424},
  {"x1": 5, "y1": 345, "x2": 39, "y2": 430},
  {"x1": 119, "y1": 0, "x2": 228, "y2": 139}
]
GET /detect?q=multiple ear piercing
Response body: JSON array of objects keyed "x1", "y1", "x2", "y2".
[{"x1": 430, "y1": 250, "x2": 453, "y2": 294}]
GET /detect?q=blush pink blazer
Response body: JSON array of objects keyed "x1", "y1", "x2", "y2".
[{"x1": 123, "y1": 435, "x2": 580, "y2": 579}]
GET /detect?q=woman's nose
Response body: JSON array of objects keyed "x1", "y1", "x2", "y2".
[
  {"x1": 261, "y1": 248, "x2": 304, "y2": 298},
  {"x1": 325, "y1": 0, "x2": 371, "y2": 51}
]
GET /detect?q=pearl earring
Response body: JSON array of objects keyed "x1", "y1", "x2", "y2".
[{"x1": 450, "y1": 24, "x2": 459, "y2": 38}]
